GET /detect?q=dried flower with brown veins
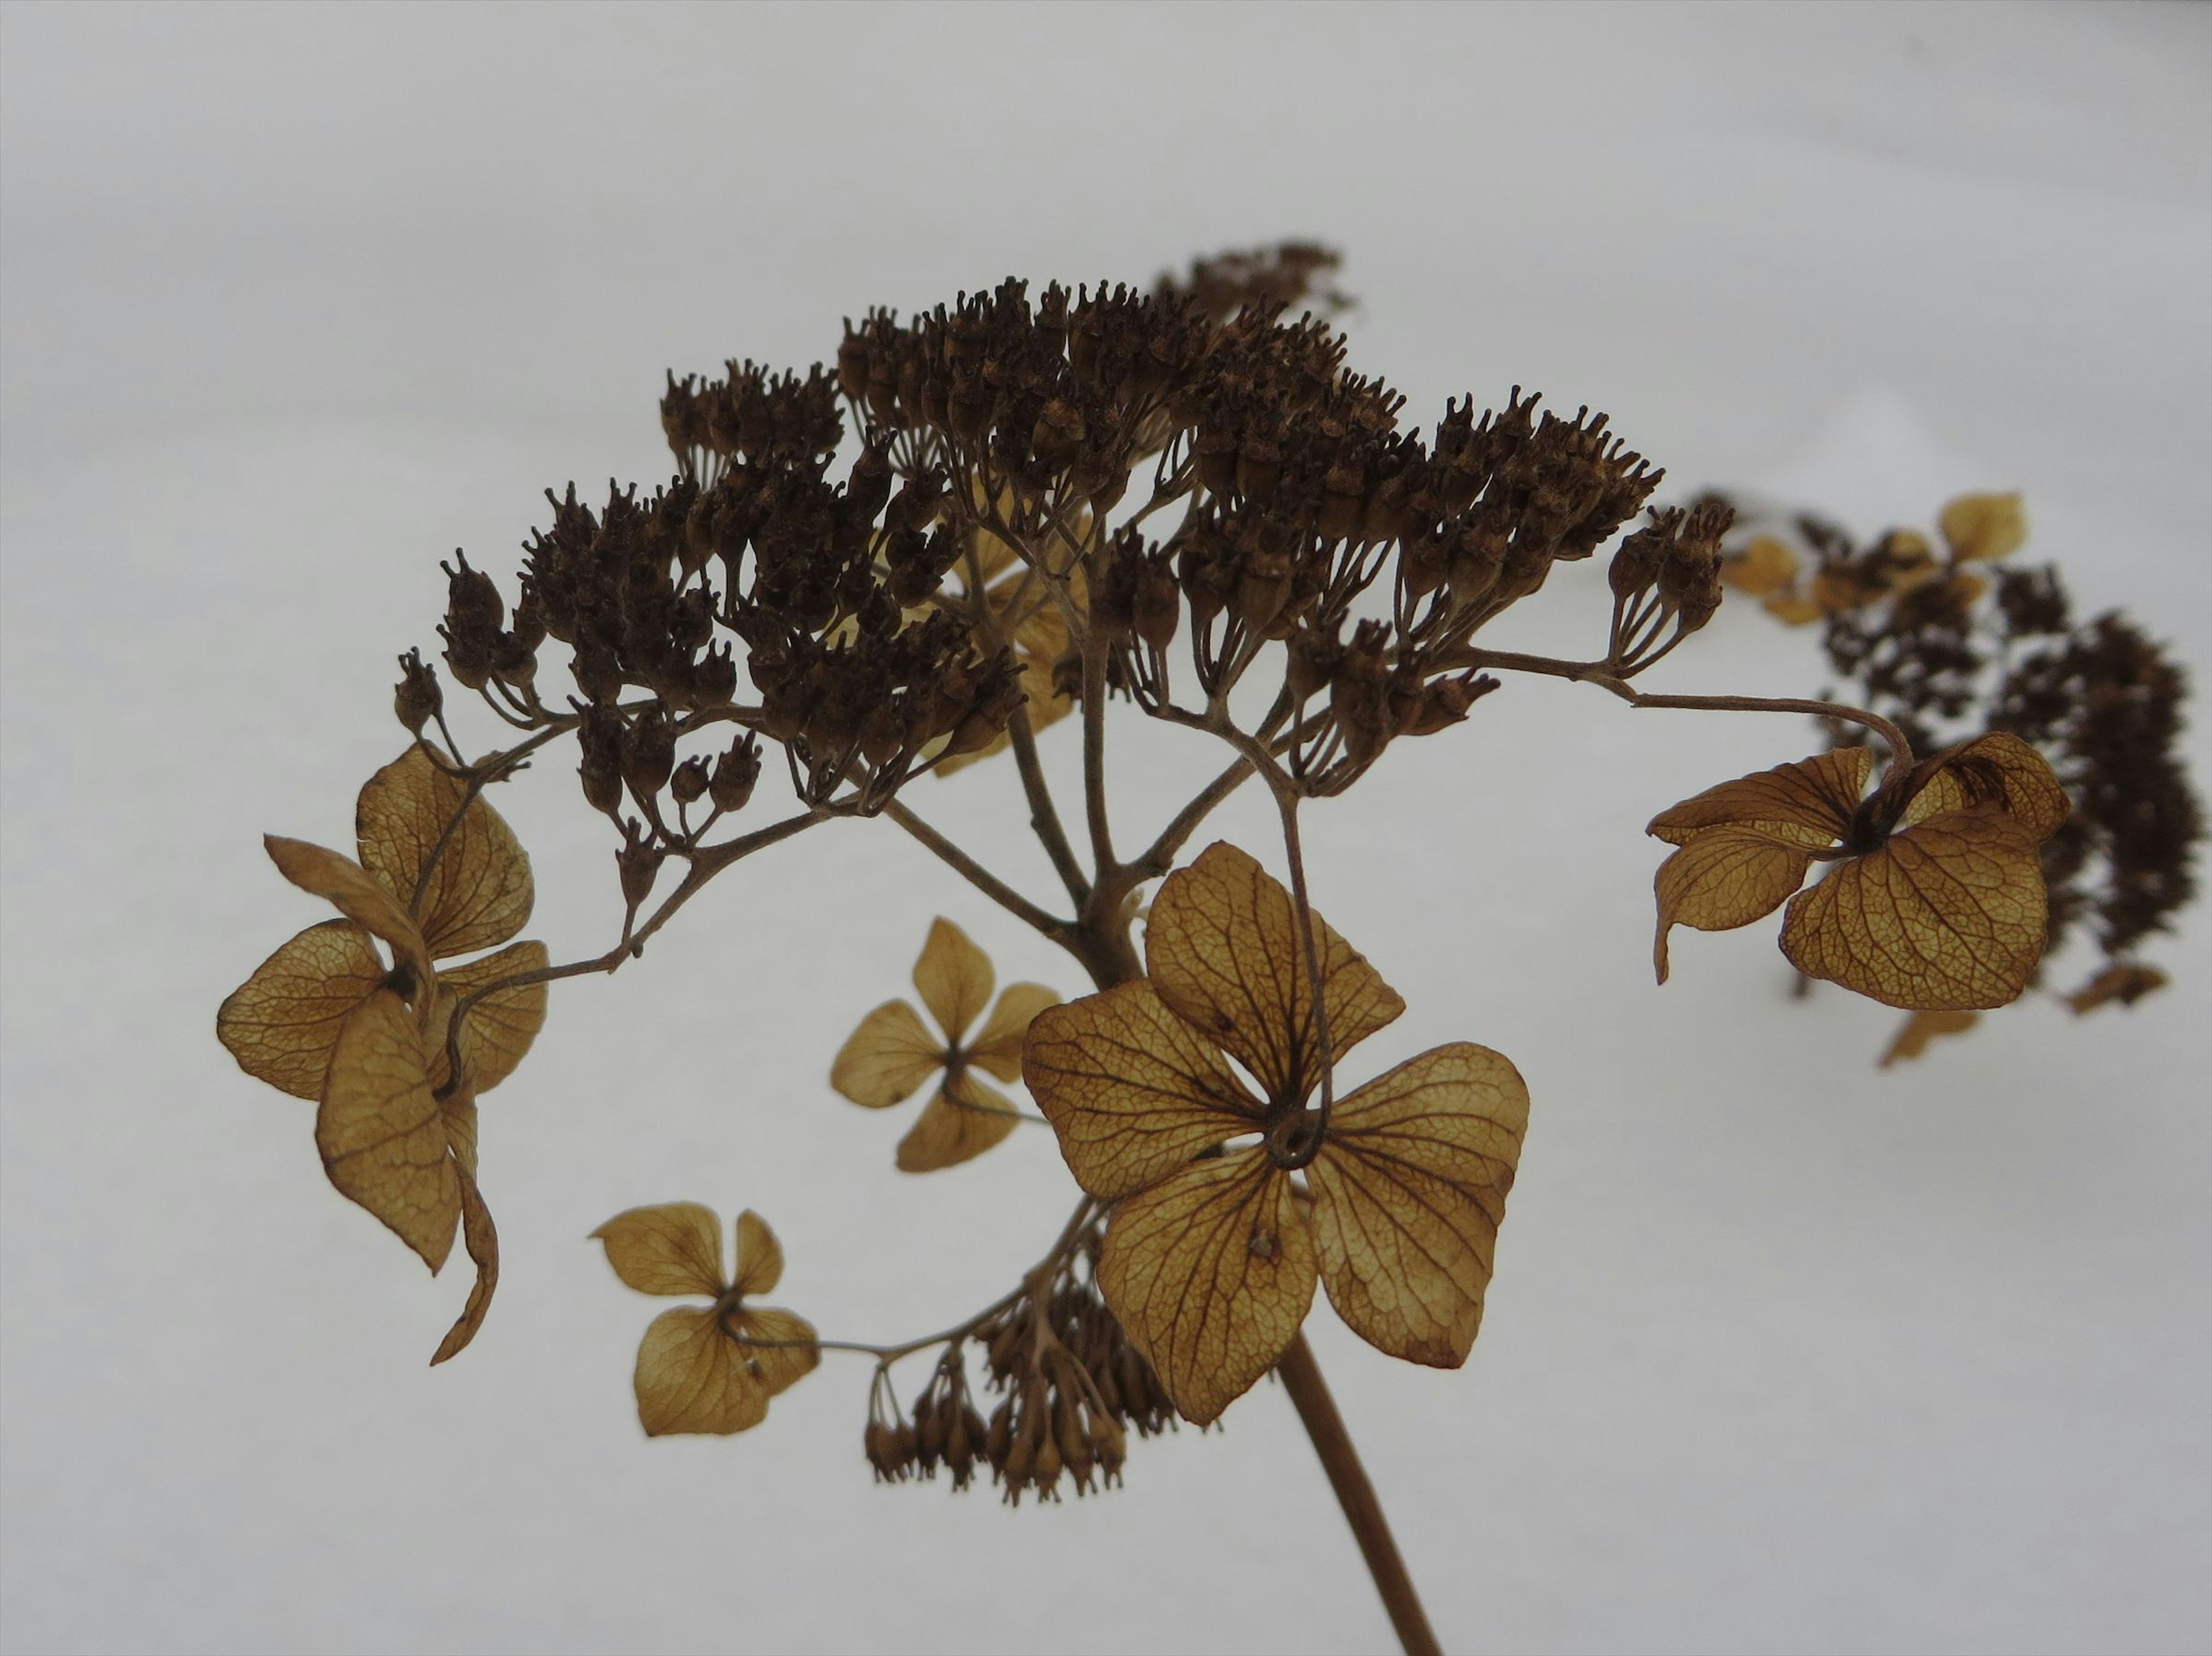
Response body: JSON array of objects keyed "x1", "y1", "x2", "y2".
[
  {"x1": 830, "y1": 919, "x2": 1059, "y2": 1171},
  {"x1": 1651, "y1": 731, "x2": 2069, "y2": 1010},
  {"x1": 215, "y1": 745, "x2": 548, "y2": 1359},
  {"x1": 1022, "y1": 843, "x2": 1528, "y2": 1426},
  {"x1": 593, "y1": 1205, "x2": 819, "y2": 1436},
  {"x1": 932, "y1": 509, "x2": 1089, "y2": 776}
]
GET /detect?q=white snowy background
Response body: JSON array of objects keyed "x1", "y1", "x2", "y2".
[{"x1": 3, "y1": 5, "x2": 2207, "y2": 1654}]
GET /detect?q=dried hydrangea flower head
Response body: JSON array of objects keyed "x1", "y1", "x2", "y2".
[{"x1": 1024, "y1": 843, "x2": 1528, "y2": 1424}]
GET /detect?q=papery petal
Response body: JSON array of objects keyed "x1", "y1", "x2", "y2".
[
  {"x1": 592, "y1": 1201, "x2": 728, "y2": 1297},
  {"x1": 911, "y1": 918, "x2": 995, "y2": 1043},
  {"x1": 1653, "y1": 827, "x2": 1813, "y2": 983},
  {"x1": 264, "y1": 835, "x2": 431, "y2": 984},
  {"x1": 1938, "y1": 492, "x2": 2026, "y2": 563},
  {"x1": 1646, "y1": 747, "x2": 1870, "y2": 849},
  {"x1": 1903, "y1": 732, "x2": 2069, "y2": 840},
  {"x1": 1877, "y1": 1010, "x2": 1980, "y2": 1067},
  {"x1": 733, "y1": 1306, "x2": 819, "y2": 1398},
  {"x1": 1781, "y1": 805, "x2": 2048, "y2": 1011},
  {"x1": 430, "y1": 1167, "x2": 499, "y2": 1364},
  {"x1": 632, "y1": 1307, "x2": 767, "y2": 1436},
  {"x1": 217, "y1": 920, "x2": 388, "y2": 1099},
  {"x1": 355, "y1": 746, "x2": 534, "y2": 959},
  {"x1": 895, "y1": 1072, "x2": 1022, "y2": 1173},
  {"x1": 732, "y1": 1209, "x2": 784, "y2": 1298},
  {"x1": 1309, "y1": 1043, "x2": 1528, "y2": 1368},
  {"x1": 430, "y1": 939, "x2": 549, "y2": 1093},
  {"x1": 967, "y1": 983, "x2": 1060, "y2": 1082},
  {"x1": 1024, "y1": 980, "x2": 1262, "y2": 1201},
  {"x1": 316, "y1": 990, "x2": 459, "y2": 1273},
  {"x1": 830, "y1": 1000, "x2": 945, "y2": 1107},
  {"x1": 1096, "y1": 1151, "x2": 1316, "y2": 1426},
  {"x1": 1144, "y1": 841, "x2": 1404, "y2": 1105}
]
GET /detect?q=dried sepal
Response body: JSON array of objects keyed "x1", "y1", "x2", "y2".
[
  {"x1": 1878, "y1": 1010, "x2": 1979, "y2": 1067},
  {"x1": 965, "y1": 982, "x2": 1060, "y2": 1082},
  {"x1": 263, "y1": 835, "x2": 432, "y2": 984},
  {"x1": 1095, "y1": 1153, "x2": 1316, "y2": 1428},
  {"x1": 734, "y1": 1305, "x2": 820, "y2": 1397},
  {"x1": 355, "y1": 746, "x2": 535, "y2": 959},
  {"x1": 732, "y1": 1208, "x2": 783, "y2": 1297},
  {"x1": 830, "y1": 1000, "x2": 944, "y2": 1107},
  {"x1": 430, "y1": 1167, "x2": 499, "y2": 1364},
  {"x1": 1938, "y1": 491, "x2": 2026, "y2": 564},
  {"x1": 216, "y1": 920, "x2": 389, "y2": 1099},
  {"x1": 431, "y1": 939, "x2": 550, "y2": 1093},
  {"x1": 634, "y1": 1307, "x2": 770, "y2": 1436},
  {"x1": 1902, "y1": 732, "x2": 2070, "y2": 839},
  {"x1": 592, "y1": 1201, "x2": 728, "y2": 1297},
  {"x1": 1722, "y1": 536, "x2": 1800, "y2": 597},
  {"x1": 316, "y1": 989, "x2": 460, "y2": 1273},
  {"x1": 2066, "y1": 962, "x2": 2168, "y2": 1015},
  {"x1": 895, "y1": 1072, "x2": 1022, "y2": 1173},
  {"x1": 911, "y1": 917, "x2": 995, "y2": 1045},
  {"x1": 1646, "y1": 748, "x2": 1870, "y2": 849},
  {"x1": 1653, "y1": 827, "x2": 1814, "y2": 983}
]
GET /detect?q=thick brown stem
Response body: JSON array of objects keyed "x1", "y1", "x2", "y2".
[{"x1": 1276, "y1": 1334, "x2": 1443, "y2": 1656}]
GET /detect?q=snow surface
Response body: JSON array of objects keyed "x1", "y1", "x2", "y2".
[{"x1": 3, "y1": 5, "x2": 2207, "y2": 1654}]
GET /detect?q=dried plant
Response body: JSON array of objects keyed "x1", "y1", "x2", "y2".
[{"x1": 215, "y1": 242, "x2": 2200, "y2": 1654}]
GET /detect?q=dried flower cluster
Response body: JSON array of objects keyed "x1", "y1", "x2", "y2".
[{"x1": 215, "y1": 244, "x2": 2196, "y2": 1655}]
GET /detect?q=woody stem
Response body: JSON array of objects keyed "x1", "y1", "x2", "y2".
[{"x1": 1277, "y1": 1334, "x2": 1443, "y2": 1656}]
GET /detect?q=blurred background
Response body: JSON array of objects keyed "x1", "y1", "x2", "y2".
[{"x1": 3, "y1": 5, "x2": 2206, "y2": 1653}]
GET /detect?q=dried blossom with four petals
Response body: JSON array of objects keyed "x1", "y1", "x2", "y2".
[
  {"x1": 593, "y1": 1204, "x2": 820, "y2": 1435},
  {"x1": 1650, "y1": 731, "x2": 2069, "y2": 1010},
  {"x1": 830, "y1": 918, "x2": 1059, "y2": 1171},
  {"x1": 215, "y1": 745, "x2": 549, "y2": 1359},
  {"x1": 1023, "y1": 842, "x2": 1528, "y2": 1426}
]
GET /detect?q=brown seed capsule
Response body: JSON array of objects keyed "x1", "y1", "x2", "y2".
[
  {"x1": 709, "y1": 736, "x2": 760, "y2": 813},
  {"x1": 393, "y1": 649, "x2": 442, "y2": 736},
  {"x1": 669, "y1": 755, "x2": 710, "y2": 806}
]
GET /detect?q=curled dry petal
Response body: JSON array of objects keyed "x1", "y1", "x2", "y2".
[
  {"x1": 1308, "y1": 1043, "x2": 1528, "y2": 1368},
  {"x1": 1096, "y1": 1152, "x2": 1316, "y2": 1426},
  {"x1": 1653, "y1": 827, "x2": 1814, "y2": 983},
  {"x1": 1877, "y1": 1010, "x2": 1979, "y2": 1067},
  {"x1": 830, "y1": 1000, "x2": 944, "y2": 1106},
  {"x1": 1143, "y1": 841, "x2": 1404, "y2": 1104},
  {"x1": 441, "y1": 1088, "x2": 479, "y2": 1178},
  {"x1": 1781, "y1": 804, "x2": 2049, "y2": 1010},
  {"x1": 431, "y1": 1167, "x2": 499, "y2": 1365},
  {"x1": 1646, "y1": 747, "x2": 1870, "y2": 849},
  {"x1": 264, "y1": 835, "x2": 432, "y2": 985},
  {"x1": 592, "y1": 1202, "x2": 728, "y2": 1297},
  {"x1": 732, "y1": 1305, "x2": 819, "y2": 1397},
  {"x1": 633, "y1": 1307, "x2": 768, "y2": 1436},
  {"x1": 911, "y1": 917, "x2": 995, "y2": 1045},
  {"x1": 1025, "y1": 980, "x2": 1262, "y2": 1201},
  {"x1": 1938, "y1": 491, "x2": 2026, "y2": 563},
  {"x1": 2066, "y1": 962, "x2": 2168, "y2": 1015},
  {"x1": 217, "y1": 920, "x2": 389, "y2": 1099},
  {"x1": 965, "y1": 983, "x2": 1060, "y2": 1083},
  {"x1": 317, "y1": 989, "x2": 460, "y2": 1273},
  {"x1": 895, "y1": 1071, "x2": 1021, "y2": 1173},
  {"x1": 355, "y1": 746, "x2": 534, "y2": 959},
  {"x1": 431, "y1": 939, "x2": 550, "y2": 1094},
  {"x1": 1903, "y1": 732, "x2": 2070, "y2": 840},
  {"x1": 732, "y1": 1209, "x2": 783, "y2": 1297}
]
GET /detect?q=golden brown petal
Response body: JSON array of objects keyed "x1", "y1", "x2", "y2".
[
  {"x1": 1938, "y1": 491, "x2": 2027, "y2": 563},
  {"x1": 355, "y1": 746, "x2": 535, "y2": 960},
  {"x1": 911, "y1": 918, "x2": 995, "y2": 1043},
  {"x1": 829, "y1": 1000, "x2": 946, "y2": 1107},
  {"x1": 732, "y1": 1305, "x2": 820, "y2": 1398},
  {"x1": 263, "y1": 835, "x2": 432, "y2": 984},
  {"x1": 1143, "y1": 841, "x2": 1405, "y2": 1105},
  {"x1": 431, "y1": 939, "x2": 550, "y2": 1094},
  {"x1": 1024, "y1": 980, "x2": 1262, "y2": 1201},
  {"x1": 441, "y1": 1087, "x2": 479, "y2": 1178},
  {"x1": 1762, "y1": 592, "x2": 1826, "y2": 627},
  {"x1": 316, "y1": 990, "x2": 460, "y2": 1273},
  {"x1": 591, "y1": 1202, "x2": 728, "y2": 1298},
  {"x1": 1781, "y1": 805, "x2": 2049, "y2": 1011},
  {"x1": 1653, "y1": 826, "x2": 1815, "y2": 984},
  {"x1": 1723, "y1": 536, "x2": 1800, "y2": 597},
  {"x1": 732, "y1": 1209, "x2": 784, "y2": 1298},
  {"x1": 966, "y1": 983, "x2": 1060, "y2": 1082},
  {"x1": 1877, "y1": 1010, "x2": 1980, "y2": 1067},
  {"x1": 632, "y1": 1307, "x2": 768, "y2": 1436},
  {"x1": 895, "y1": 1072, "x2": 1022, "y2": 1173},
  {"x1": 217, "y1": 920, "x2": 389, "y2": 1099},
  {"x1": 1903, "y1": 733, "x2": 2070, "y2": 840},
  {"x1": 2066, "y1": 962, "x2": 2168, "y2": 1015},
  {"x1": 1310, "y1": 1042, "x2": 1529, "y2": 1368},
  {"x1": 1096, "y1": 1151, "x2": 1316, "y2": 1426},
  {"x1": 430, "y1": 1168, "x2": 499, "y2": 1364},
  {"x1": 1646, "y1": 748, "x2": 1871, "y2": 849}
]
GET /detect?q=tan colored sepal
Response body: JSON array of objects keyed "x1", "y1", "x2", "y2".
[
  {"x1": 264, "y1": 835, "x2": 432, "y2": 986},
  {"x1": 1878, "y1": 1010, "x2": 1980, "y2": 1067},
  {"x1": 430, "y1": 1167, "x2": 499, "y2": 1364},
  {"x1": 634, "y1": 1307, "x2": 771, "y2": 1436},
  {"x1": 966, "y1": 983, "x2": 1060, "y2": 1082},
  {"x1": 317, "y1": 989, "x2": 459, "y2": 1273},
  {"x1": 1646, "y1": 748, "x2": 1869, "y2": 849},
  {"x1": 1652, "y1": 827, "x2": 1814, "y2": 983},
  {"x1": 1903, "y1": 732, "x2": 2070, "y2": 839},
  {"x1": 1723, "y1": 536, "x2": 1800, "y2": 596},
  {"x1": 355, "y1": 746, "x2": 534, "y2": 959},
  {"x1": 592, "y1": 1201, "x2": 728, "y2": 1297},
  {"x1": 895, "y1": 1072, "x2": 1021, "y2": 1173},
  {"x1": 431, "y1": 939, "x2": 551, "y2": 1093},
  {"x1": 1938, "y1": 492, "x2": 2026, "y2": 563},
  {"x1": 911, "y1": 917, "x2": 995, "y2": 1045},
  {"x1": 2066, "y1": 962, "x2": 2168, "y2": 1015},
  {"x1": 217, "y1": 920, "x2": 389, "y2": 1099},
  {"x1": 732, "y1": 1208, "x2": 783, "y2": 1296},
  {"x1": 830, "y1": 1000, "x2": 944, "y2": 1106},
  {"x1": 735, "y1": 1305, "x2": 820, "y2": 1398}
]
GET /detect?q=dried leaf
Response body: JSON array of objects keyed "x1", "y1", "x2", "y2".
[
  {"x1": 316, "y1": 990, "x2": 460, "y2": 1273},
  {"x1": 1143, "y1": 841, "x2": 1404, "y2": 1104},
  {"x1": 732, "y1": 1305, "x2": 819, "y2": 1397},
  {"x1": 1904, "y1": 732, "x2": 2070, "y2": 840},
  {"x1": 1781, "y1": 804, "x2": 2048, "y2": 1010},
  {"x1": 1724, "y1": 536, "x2": 1800, "y2": 597},
  {"x1": 1025, "y1": 980, "x2": 1262, "y2": 1200},
  {"x1": 1877, "y1": 1010, "x2": 1979, "y2": 1067},
  {"x1": 432, "y1": 939, "x2": 550, "y2": 1093},
  {"x1": 732, "y1": 1209, "x2": 783, "y2": 1297},
  {"x1": 633, "y1": 1306, "x2": 767, "y2": 1436},
  {"x1": 355, "y1": 746, "x2": 534, "y2": 959},
  {"x1": 1646, "y1": 748, "x2": 1870, "y2": 849},
  {"x1": 1939, "y1": 491, "x2": 2026, "y2": 563},
  {"x1": 430, "y1": 1167, "x2": 499, "y2": 1364},
  {"x1": 217, "y1": 920, "x2": 388, "y2": 1099},
  {"x1": 911, "y1": 917, "x2": 994, "y2": 1045},
  {"x1": 2066, "y1": 962, "x2": 2168, "y2": 1015},
  {"x1": 1096, "y1": 1151, "x2": 1316, "y2": 1426},
  {"x1": 1309, "y1": 1043, "x2": 1528, "y2": 1367},
  {"x1": 895, "y1": 1072, "x2": 1022, "y2": 1173},
  {"x1": 966, "y1": 983, "x2": 1060, "y2": 1082},
  {"x1": 830, "y1": 1000, "x2": 945, "y2": 1106},
  {"x1": 264, "y1": 835, "x2": 431, "y2": 982},
  {"x1": 592, "y1": 1202, "x2": 728, "y2": 1297},
  {"x1": 1653, "y1": 826, "x2": 1813, "y2": 983}
]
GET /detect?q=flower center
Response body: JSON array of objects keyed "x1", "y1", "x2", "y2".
[{"x1": 1263, "y1": 1105, "x2": 1324, "y2": 1171}]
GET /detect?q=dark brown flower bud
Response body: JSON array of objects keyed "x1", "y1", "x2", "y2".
[
  {"x1": 1030, "y1": 399, "x2": 1085, "y2": 473},
  {"x1": 622, "y1": 709, "x2": 677, "y2": 799},
  {"x1": 393, "y1": 648, "x2": 442, "y2": 736},
  {"x1": 577, "y1": 705, "x2": 625, "y2": 815},
  {"x1": 669, "y1": 755, "x2": 710, "y2": 806},
  {"x1": 709, "y1": 735, "x2": 761, "y2": 812},
  {"x1": 1132, "y1": 551, "x2": 1181, "y2": 653},
  {"x1": 693, "y1": 642, "x2": 737, "y2": 706},
  {"x1": 616, "y1": 822, "x2": 663, "y2": 909}
]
